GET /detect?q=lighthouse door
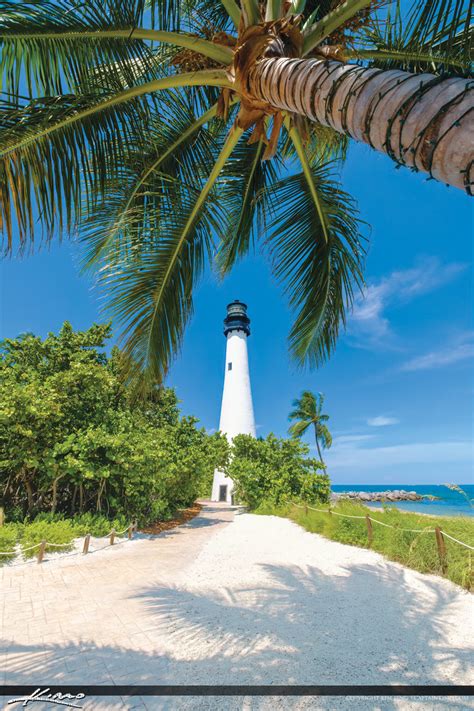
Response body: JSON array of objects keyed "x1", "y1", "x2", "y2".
[{"x1": 219, "y1": 485, "x2": 227, "y2": 502}]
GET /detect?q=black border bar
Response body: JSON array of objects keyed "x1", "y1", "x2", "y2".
[{"x1": 1, "y1": 686, "x2": 473, "y2": 697}]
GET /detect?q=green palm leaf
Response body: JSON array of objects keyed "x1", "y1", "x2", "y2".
[
  {"x1": 355, "y1": 0, "x2": 472, "y2": 75},
  {"x1": 80, "y1": 92, "x2": 229, "y2": 270},
  {"x1": 215, "y1": 135, "x2": 282, "y2": 276},
  {"x1": 0, "y1": 0, "x2": 156, "y2": 98},
  {"x1": 97, "y1": 127, "x2": 243, "y2": 385},
  {"x1": 0, "y1": 92, "x2": 150, "y2": 250},
  {"x1": 263, "y1": 132, "x2": 365, "y2": 367},
  {"x1": 0, "y1": 69, "x2": 231, "y2": 250}
]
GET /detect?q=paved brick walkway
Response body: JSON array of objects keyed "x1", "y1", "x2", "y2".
[{"x1": 0, "y1": 502, "x2": 236, "y2": 710}]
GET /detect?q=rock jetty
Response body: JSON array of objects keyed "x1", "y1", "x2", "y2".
[{"x1": 331, "y1": 489, "x2": 432, "y2": 503}]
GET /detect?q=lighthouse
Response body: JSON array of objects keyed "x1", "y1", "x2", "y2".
[{"x1": 211, "y1": 300, "x2": 256, "y2": 503}]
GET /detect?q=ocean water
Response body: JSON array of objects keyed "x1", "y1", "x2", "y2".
[{"x1": 331, "y1": 484, "x2": 474, "y2": 517}]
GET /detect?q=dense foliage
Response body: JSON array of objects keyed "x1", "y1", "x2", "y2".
[
  {"x1": 229, "y1": 433, "x2": 330, "y2": 509},
  {"x1": 0, "y1": 322, "x2": 228, "y2": 523},
  {"x1": 257, "y1": 500, "x2": 474, "y2": 590}
]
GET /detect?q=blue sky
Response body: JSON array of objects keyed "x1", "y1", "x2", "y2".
[{"x1": 1, "y1": 140, "x2": 472, "y2": 484}]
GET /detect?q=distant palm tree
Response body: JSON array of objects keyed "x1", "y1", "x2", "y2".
[{"x1": 289, "y1": 391, "x2": 331, "y2": 465}]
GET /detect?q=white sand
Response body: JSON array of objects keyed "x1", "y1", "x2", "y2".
[{"x1": 1, "y1": 504, "x2": 473, "y2": 710}]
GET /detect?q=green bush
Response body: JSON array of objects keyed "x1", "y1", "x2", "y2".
[
  {"x1": 19, "y1": 520, "x2": 76, "y2": 558},
  {"x1": 229, "y1": 433, "x2": 330, "y2": 508},
  {"x1": 0, "y1": 512, "x2": 136, "y2": 564},
  {"x1": 0, "y1": 525, "x2": 18, "y2": 563},
  {"x1": 257, "y1": 500, "x2": 474, "y2": 590},
  {"x1": 0, "y1": 323, "x2": 228, "y2": 525},
  {"x1": 70, "y1": 512, "x2": 129, "y2": 536}
]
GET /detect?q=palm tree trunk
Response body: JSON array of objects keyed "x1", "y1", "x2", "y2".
[
  {"x1": 247, "y1": 57, "x2": 473, "y2": 192},
  {"x1": 314, "y1": 424, "x2": 324, "y2": 465}
]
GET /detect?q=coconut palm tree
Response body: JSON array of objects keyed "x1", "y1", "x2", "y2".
[
  {"x1": 289, "y1": 390, "x2": 331, "y2": 465},
  {"x1": 1, "y1": 0, "x2": 472, "y2": 385}
]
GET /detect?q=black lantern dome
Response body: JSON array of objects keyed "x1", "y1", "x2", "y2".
[{"x1": 223, "y1": 300, "x2": 251, "y2": 337}]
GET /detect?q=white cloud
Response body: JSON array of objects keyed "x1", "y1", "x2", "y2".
[
  {"x1": 348, "y1": 257, "x2": 466, "y2": 348},
  {"x1": 326, "y1": 438, "x2": 472, "y2": 470},
  {"x1": 401, "y1": 338, "x2": 474, "y2": 372},
  {"x1": 331, "y1": 434, "x2": 376, "y2": 445},
  {"x1": 367, "y1": 416, "x2": 399, "y2": 427}
]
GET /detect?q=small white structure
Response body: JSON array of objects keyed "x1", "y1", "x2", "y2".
[{"x1": 211, "y1": 300, "x2": 256, "y2": 503}]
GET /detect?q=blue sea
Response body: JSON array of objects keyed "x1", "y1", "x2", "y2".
[{"x1": 331, "y1": 484, "x2": 474, "y2": 517}]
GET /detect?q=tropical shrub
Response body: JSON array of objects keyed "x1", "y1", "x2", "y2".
[
  {"x1": 0, "y1": 322, "x2": 228, "y2": 524},
  {"x1": 229, "y1": 433, "x2": 330, "y2": 509}
]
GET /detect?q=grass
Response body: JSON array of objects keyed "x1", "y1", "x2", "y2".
[
  {"x1": 0, "y1": 512, "x2": 130, "y2": 562},
  {"x1": 255, "y1": 499, "x2": 474, "y2": 591}
]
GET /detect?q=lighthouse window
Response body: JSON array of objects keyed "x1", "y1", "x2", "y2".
[{"x1": 228, "y1": 362, "x2": 232, "y2": 371}]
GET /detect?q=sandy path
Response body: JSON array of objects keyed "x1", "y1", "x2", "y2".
[{"x1": 1, "y1": 503, "x2": 472, "y2": 710}]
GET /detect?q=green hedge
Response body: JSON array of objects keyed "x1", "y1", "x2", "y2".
[{"x1": 0, "y1": 512, "x2": 131, "y2": 562}]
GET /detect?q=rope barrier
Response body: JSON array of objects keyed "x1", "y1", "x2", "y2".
[
  {"x1": 17, "y1": 542, "x2": 42, "y2": 552},
  {"x1": 442, "y1": 531, "x2": 474, "y2": 551},
  {"x1": 97, "y1": 524, "x2": 134, "y2": 538},
  {"x1": 329, "y1": 510, "x2": 367, "y2": 520},
  {"x1": 0, "y1": 522, "x2": 135, "y2": 563},
  {"x1": 367, "y1": 517, "x2": 435, "y2": 533},
  {"x1": 290, "y1": 502, "x2": 472, "y2": 546},
  {"x1": 366, "y1": 517, "x2": 393, "y2": 528},
  {"x1": 114, "y1": 525, "x2": 133, "y2": 536}
]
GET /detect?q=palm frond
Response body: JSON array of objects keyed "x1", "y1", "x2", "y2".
[
  {"x1": 303, "y1": 0, "x2": 374, "y2": 55},
  {"x1": 96, "y1": 127, "x2": 243, "y2": 385},
  {"x1": 288, "y1": 420, "x2": 312, "y2": 438},
  {"x1": 280, "y1": 120, "x2": 348, "y2": 167},
  {"x1": 262, "y1": 136, "x2": 366, "y2": 368},
  {"x1": 80, "y1": 92, "x2": 230, "y2": 269},
  {"x1": 0, "y1": 92, "x2": 150, "y2": 251},
  {"x1": 0, "y1": 0, "x2": 159, "y2": 99},
  {"x1": 317, "y1": 423, "x2": 332, "y2": 448},
  {"x1": 215, "y1": 134, "x2": 282, "y2": 277},
  {"x1": 147, "y1": 0, "x2": 184, "y2": 31},
  {"x1": 0, "y1": 69, "x2": 231, "y2": 251},
  {"x1": 356, "y1": 0, "x2": 473, "y2": 75},
  {"x1": 183, "y1": 0, "x2": 240, "y2": 31}
]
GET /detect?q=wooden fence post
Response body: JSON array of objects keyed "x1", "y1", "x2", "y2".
[
  {"x1": 435, "y1": 527, "x2": 447, "y2": 573},
  {"x1": 37, "y1": 540, "x2": 46, "y2": 564},
  {"x1": 83, "y1": 534, "x2": 91, "y2": 555},
  {"x1": 128, "y1": 525, "x2": 133, "y2": 540},
  {"x1": 0, "y1": 506, "x2": 4, "y2": 527},
  {"x1": 365, "y1": 515, "x2": 373, "y2": 547},
  {"x1": 304, "y1": 504, "x2": 308, "y2": 514},
  {"x1": 109, "y1": 529, "x2": 116, "y2": 546}
]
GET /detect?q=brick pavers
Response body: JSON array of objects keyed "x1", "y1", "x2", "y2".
[{"x1": 0, "y1": 502, "x2": 235, "y2": 707}]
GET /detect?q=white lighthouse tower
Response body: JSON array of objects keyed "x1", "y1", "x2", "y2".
[{"x1": 211, "y1": 300, "x2": 256, "y2": 503}]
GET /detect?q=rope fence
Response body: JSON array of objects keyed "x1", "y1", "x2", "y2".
[
  {"x1": 291, "y1": 501, "x2": 474, "y2": 571},
  {"x1": 0, "y1": 522, "x2": 138, "y2": 565}
]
